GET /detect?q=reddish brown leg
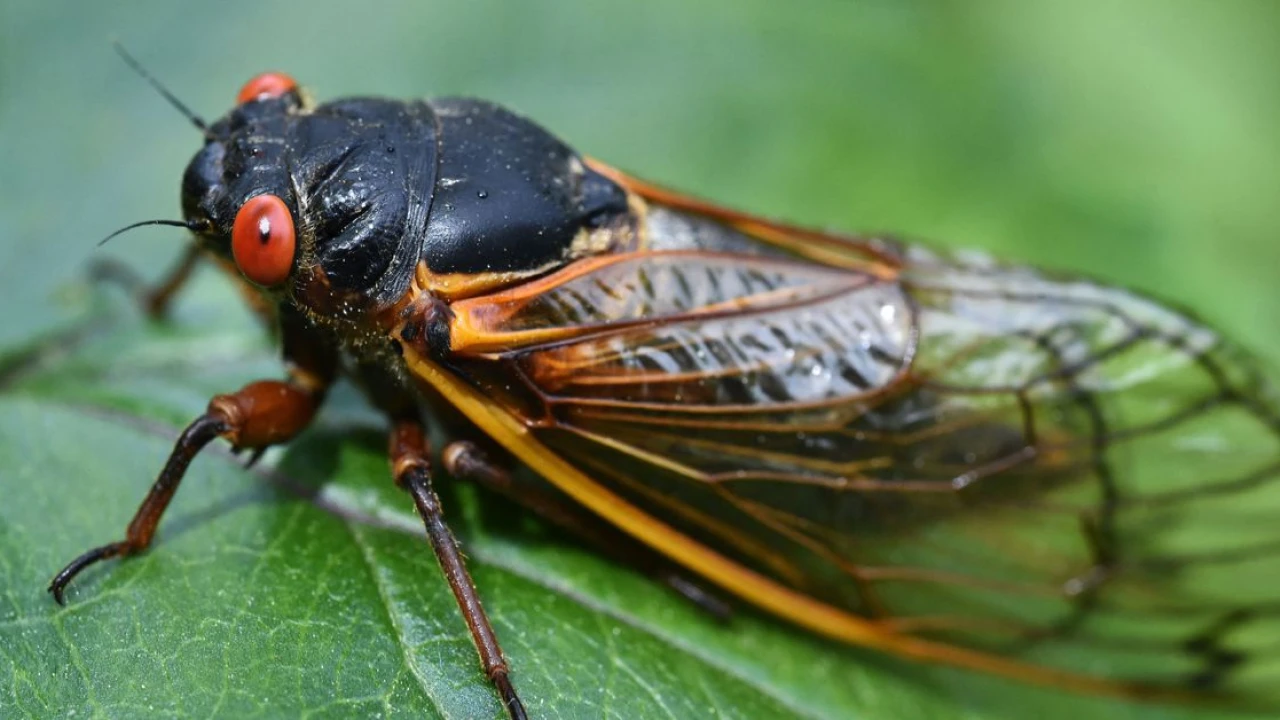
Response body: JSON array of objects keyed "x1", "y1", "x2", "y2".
[
  {"x1": 90, "y1": 243, "x2": 203, "y2": 319},
  {"x1": 49, "y1": 307, "x2": 336, "y2": 603},
  {"x1": 443, "y1": 440, "x2": 733, "y2": 621},
  {"x1": 390, "y1": 423, "x2": 527, "y2": 720},
  {"x1": 48, "y1": 378, "x2": 323, "y2": 603}
]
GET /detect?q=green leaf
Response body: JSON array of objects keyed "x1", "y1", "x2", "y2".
[{"x1": 4, "y1": 1, "x2": 1280, "y2": 719}]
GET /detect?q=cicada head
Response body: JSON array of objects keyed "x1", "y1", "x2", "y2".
[
  {"x1": 182, "y1": 70, "x2": 457, "y2": 321},
  {"x1": 182, "y1": 73, "x2": 306, "y2": 291}
]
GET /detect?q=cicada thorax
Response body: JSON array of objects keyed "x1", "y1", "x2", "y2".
[
  {"x1": 182, "y1": 89, "x2": 641, "y2": 340},
  {"x1": 408, "y1": 100, "x2": 640, "y2": 295}
]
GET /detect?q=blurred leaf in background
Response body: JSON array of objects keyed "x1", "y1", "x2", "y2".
[{"x1": 1, "y1": 1, "x2": 1278, "y2": 718}]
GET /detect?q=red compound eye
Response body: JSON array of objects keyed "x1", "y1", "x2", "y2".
[
  {"x1": 231, "y1": 194, "x2": 295, "y2": 286},
  {"x1": 236, "y1": 72, "x2": 298, "y2": 105}
]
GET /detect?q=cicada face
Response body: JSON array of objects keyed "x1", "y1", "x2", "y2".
[{"x1": 181, "y1": 87, "x2": 301, "y2": 268}]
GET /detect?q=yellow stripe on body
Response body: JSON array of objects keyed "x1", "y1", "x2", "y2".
[{"x1": 400, "y1": 340, "x2": 1185, "y2": 703}]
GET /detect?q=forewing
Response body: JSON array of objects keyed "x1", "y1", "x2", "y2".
[
  {"x1": 440, "y1": 234, "x2": 1280, "y2": 699},
  {"x1": 883, "y1": 247, "x2": 1280, "y2": 692}
]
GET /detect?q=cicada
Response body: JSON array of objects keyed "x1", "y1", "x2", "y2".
[{"x1": 51, "y1": 55, "x2": 1280, "y2": 718}]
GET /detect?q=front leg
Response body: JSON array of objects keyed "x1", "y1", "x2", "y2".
[{"x1": 48, "y1": 307, "x2": 336, "y2": 603}]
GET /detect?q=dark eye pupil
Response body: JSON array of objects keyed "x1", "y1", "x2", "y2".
[{"x1": 257, "y1": 216, "x2": 272, "y2": 244}]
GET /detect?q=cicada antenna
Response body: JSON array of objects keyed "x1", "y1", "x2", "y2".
[
  {"x1": 97, "y1": 219, "x2": 207, "y2": 247},
  {"x1": 112, "y1": 41, "x2": 214, "y2": 138}
]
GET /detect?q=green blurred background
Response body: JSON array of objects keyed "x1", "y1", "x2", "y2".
[{"x1": 2, "y1": 1, "x2": 1279, "y2": 719}]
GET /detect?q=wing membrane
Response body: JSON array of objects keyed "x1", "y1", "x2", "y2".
[{"x1": 430, "y1": 198, "x2": 1280, "y2": 700}]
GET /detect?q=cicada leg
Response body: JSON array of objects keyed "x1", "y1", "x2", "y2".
[
  {"x1": 48, "y1": 308, "x2": 336, "y2": 602},
  {"x1": 90, "y1": 243, "x2": 203, "y2": 319},
  {"x1": 442, "y1": 440, "x2": 733, "y2": 622},
  {"x1": 389, "y1": 423, "x2": 528, "y2": 720}
]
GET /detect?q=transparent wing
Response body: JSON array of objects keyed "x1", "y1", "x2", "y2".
[{"x1": 441, "y1": 240, "x2": 1280, "y2": 700}]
